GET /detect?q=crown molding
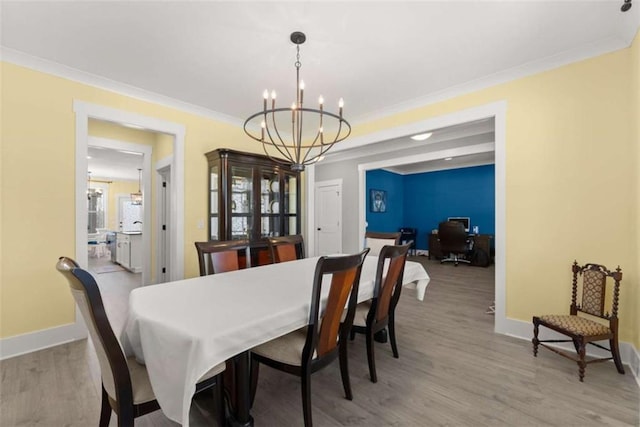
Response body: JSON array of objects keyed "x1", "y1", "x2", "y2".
[
  {"x1": 351, "y1": 35, "x2": 631, "y2": 126},
  {"x1": 0, "y1": 47, "x2": 243, "y2": 127}
]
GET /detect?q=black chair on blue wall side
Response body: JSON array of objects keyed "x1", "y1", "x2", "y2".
[
  {"x1": 399, "y1": 227, "x2": 417, "y2": 255},
  {"x1": 437, "y1": 221, "x2": 470, "y2": 266}
]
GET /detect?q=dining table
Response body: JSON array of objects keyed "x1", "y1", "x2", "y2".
[{"x1": 121, "y1": 254, "x2": 430, "y2": 426}]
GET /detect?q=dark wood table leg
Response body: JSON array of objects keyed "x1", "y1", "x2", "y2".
[{"x1": 227, "y1": 351, "x2": 254, "y2": 427}]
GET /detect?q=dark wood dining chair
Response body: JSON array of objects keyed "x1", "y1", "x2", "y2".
[
  {"x1": 349, "y1": 242, "x2": 411, "y2": 382},
  {"x1": 267, "y1": 234, "x2": 305, "y2": 263},
  {"x1": 250, "y1": 248, "x2": 370, "y2": 427},
  {"x1": 55, "y1": 257, "x2": 226, "y2": 426},
  {"x1": 195, "y1": 239, "x2": 252, "y2": 275},
  {"x1": 364, "y1": 231, "x2": 401, "y2": 256},
  {"x1": 532, "y1": 261, "x2": 625, "y2": 382}
]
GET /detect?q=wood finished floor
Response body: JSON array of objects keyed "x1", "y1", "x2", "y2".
[{"x1": 1, "y1": 257, "x2": 638, "y2": 426}]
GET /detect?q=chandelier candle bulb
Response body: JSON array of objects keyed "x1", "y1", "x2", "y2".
[
  {"x1": 299, "y1": 80, "x2": 305, "y2": 105},
  {"x1": 263, "y1": 90, "x2": 268, "y2": 111},
  {"x1": 339, "y1": 98, "x2": 344, "y2": 117}
]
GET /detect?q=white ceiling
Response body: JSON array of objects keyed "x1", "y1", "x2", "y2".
[
  {"x1": 2, "y1": 1, "x2": 637, "y2": 176},
  {"x1": 88, "y1": 145, "x2": 144, "y2": 181}
]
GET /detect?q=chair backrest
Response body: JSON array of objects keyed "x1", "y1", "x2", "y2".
[
  {"x1": 195, "y1": 240, "x2": 251, "y2": 275},
  {"x1": 267, "y1": 235, "x2": 305, "y2": 263},
  {"x1": 571, "y1": 261, "x2": 622, "y2": 320},
  {"x1": 365, "y1": 231, "x2": 401, "y2": 256},
  {"x1": 370, "y1": 242, "x2": 412, "y2": 323},
  {"x1": 55, "y1": 257, "x2": 133, "y2": 404},
  {"x1": 437, "y1": 221, "x2": 468, "y2": 253},
  {"x1": 304, "y1": 249, "x2": 370, "y2": 361}
]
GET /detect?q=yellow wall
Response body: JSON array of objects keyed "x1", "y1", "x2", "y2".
[
  {"x1": 632, "y1": 30, "x2": 640, "y2": 349},
  {"x1": 0, "y1": 62, "x2": 255, "y2": 338},
  {"x1": 353, "y1": 46, "x2": 638, "y2": 344},
  {"x1": 1, "y1": 35, "x2": 638, "y2": 350}
]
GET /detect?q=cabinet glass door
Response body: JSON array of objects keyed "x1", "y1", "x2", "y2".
[
  {"x1": 260, "y1": 170, "x2": 280, "y2": 237},
  {"x1": 209, "y1": 166, "x2": 219, "y2": 240},
  {"x1": 230, "y1": 166, "x2": 253, "y2": 239},
  {"x1": 283, "y1": 174, "x2": 297, "y2": 235}
]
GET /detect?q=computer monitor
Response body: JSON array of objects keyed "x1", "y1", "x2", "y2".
[{"x1": 447, "y1": 217, "x2": 470, "y2": 233}]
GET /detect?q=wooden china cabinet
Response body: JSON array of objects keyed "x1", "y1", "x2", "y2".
[{"x1": 205, "y1": 148, "x2": 301, "y2": 248}]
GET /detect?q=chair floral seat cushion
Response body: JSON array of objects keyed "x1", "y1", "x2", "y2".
[{"x1": 537, "y1": 314, "x2": 610, "y2": 336}]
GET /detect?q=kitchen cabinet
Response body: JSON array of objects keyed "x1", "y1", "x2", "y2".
[{"x1": 116, "y1": 232, "x2": 142, "y2": 273}]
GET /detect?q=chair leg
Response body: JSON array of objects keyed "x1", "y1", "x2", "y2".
[
  {"x1": 349, "y1": 328, "x2": 356, "y2": 341},
  {"x1": 532, "y1": 320, "x2": 539, "y2": 357},
  {"x1": 117, "y1": 404, "x2": 134, "y2": 427},
  {"x1": 99, "y1": 385, "x2": 112, "y2": 427},
  {"x1": 610, "y1": 338, "x2": 625, "y2": 374},
  {"x1": 213, "y1": 375, "x2": 226, "y2": 427},
  {"x1": 301, "y1": 369, "x2": 313, "y2": 427},
  {"x1": 339, "y1": 340, "x2": 353, "y2": 400},
  {"x1": 577, "y1": 341, "x2": 587, "y2": 382},
  {"x1": 365, "y1": 329, "x2": 377, "y2": 383},
  {"x1": 249, "y1": 358, "x2": 260, "y2": 407},
  {"x1": 389, "y1": 314, "x2": 399, "y2": 359}
]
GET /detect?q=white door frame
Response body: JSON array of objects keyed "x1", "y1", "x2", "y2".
[
  {"x1": 306, "y1": 101, "x2": 507, "y2": 334},
  {"x1": 155, "y1": 156, "x2": 173, "y2": 284},
  {"x1": 314, "y1": 179, "x2": 343, "y2": 255},
  {"x1": 74, "y1": 101, "x2": 185, "y2": 285}
]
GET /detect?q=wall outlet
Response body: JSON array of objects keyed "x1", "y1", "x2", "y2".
[{"x1": 196, "y1": 219, "x2": 204, "y2": 230}]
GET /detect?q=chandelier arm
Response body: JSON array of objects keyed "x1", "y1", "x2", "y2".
[
  {"x1": 296, "y1": 109, "x2": 305, "y2": 166},
  {"x1": 268, "y1": 109, "x2": 296, "y2": 162},
  {"x1": 300, "y1": 129, "x2": 324, "y2": 165}
]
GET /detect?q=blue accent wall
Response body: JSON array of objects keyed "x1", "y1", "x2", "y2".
[
  {"x1": 366, "y1": 169, "x2": 404, "y2": 232},
  {"x1": 366, "y1": 165, "x2": 495, "y2": 250}
]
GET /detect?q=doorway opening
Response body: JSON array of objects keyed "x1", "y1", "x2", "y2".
[{"x1": 74, "y1": 101, "x2": 186, "y2": 291}]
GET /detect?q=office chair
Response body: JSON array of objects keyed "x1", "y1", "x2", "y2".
[{"x1": 437, "y1": 221, "x2": 470, "y2": 266}]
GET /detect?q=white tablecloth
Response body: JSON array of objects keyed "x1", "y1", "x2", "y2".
[{"x1": 121, "y1": 255, "x2": 429, "y2": 425}]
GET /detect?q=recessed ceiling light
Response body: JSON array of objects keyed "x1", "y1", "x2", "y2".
[
  {"x1": 444, "y1": 157, "x2": 453, "y2": 161},
  {"x1": 87, "y1": 156, "x2": 92, "y2": 159},
  {"x1": 410, "y1": 132, "x2": 432, "y2": 141}
]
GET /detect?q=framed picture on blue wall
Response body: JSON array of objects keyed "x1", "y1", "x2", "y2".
[{"x1": 370, "y1": 189, "x2": 387, "y2": 213}]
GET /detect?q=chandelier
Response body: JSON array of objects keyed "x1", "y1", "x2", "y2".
[
  {"x1": 130, "y1": 168, "x2": 142, "y2": 205},
  {"x1": 244, "y1": 31, "x2": 351, "y2": 171}
]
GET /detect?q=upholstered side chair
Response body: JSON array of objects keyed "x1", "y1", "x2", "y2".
[
  {"x1": 532, "y1": 261, "x2": 624, "y2": 381},
  {"x1": 55, "y1": 257, "x2": 226, "y2": 426}
]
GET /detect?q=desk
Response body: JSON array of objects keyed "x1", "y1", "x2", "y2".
[
  {"x1": 122, "y1": 255, "x2": 429, "y2": 426},
  {"x1": 428, "y1": 233, "x2": 493, "y2": 261}
]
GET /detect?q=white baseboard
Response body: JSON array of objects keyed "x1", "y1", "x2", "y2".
[
  {"x1": 502, "y1": 317, "x2": 640, "y2": 384},
  {"x1": 0, "y1": 321, "x2": 87, "y2": 360}
]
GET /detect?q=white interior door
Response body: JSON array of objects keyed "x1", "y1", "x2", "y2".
[
  {"x1": 315, "y1": 180, "x2": 342, "y2": 255},
  {"x1": 156, "y1": 165, "x2": 171, "y2": 283}
]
